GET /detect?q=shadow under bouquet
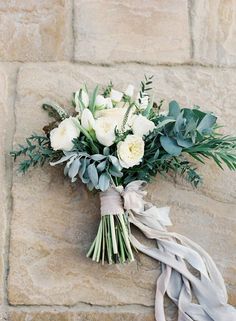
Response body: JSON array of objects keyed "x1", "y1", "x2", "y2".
[{"x1": 11, "y1": 77, "x2": 236, "y2": 321}]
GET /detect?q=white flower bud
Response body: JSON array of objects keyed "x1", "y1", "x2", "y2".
[
  {"x1": 110, "y1": 89, "x2": 123, "y2": 103},
  {"x1": 95, "y1": 95, "x2": 107, "y2": 109},
  {"x1": 94, "y1": 117, "x2": 116, "y2": 147},
  {"x1": 125, "y1": 84, "x2": 134, "y2": 97},
  {"x1": 105, "y1": 97, "x2": 113, "y2": 109},
  {"x1": 132, "y1": 114, "x2": 155, "y2": 137},
  {"x1": 81, "y1": 108, "x2": 95, "y2": 131}
]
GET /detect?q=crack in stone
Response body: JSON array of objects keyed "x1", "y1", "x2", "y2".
[{"x1": 2, "y1": 65, "x2": 20, "y2": 315}]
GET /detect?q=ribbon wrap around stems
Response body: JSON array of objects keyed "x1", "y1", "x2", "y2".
[{"x1": 100, "y1": 181, "x2": 236, "y2": 321}]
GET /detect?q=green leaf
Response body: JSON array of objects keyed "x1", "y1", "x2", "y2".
[
  {"x1": 103, "y1": 147, "x2": 110, "y2": 156},
  {"x1": 108, "y1": 155, "x2": 122, "y2": 170},
  {"x1": 177, "y1": 134, "x2": 194, "y2": 148},
  {"x1": 155, "y1": 118, "x2": 175, "y2": 131},
  {"x1": 99, "y1": 172, "x2": 110, "y2": 191},
  {"x1": 168, "y1": 101, "x2": 180, "y2": 119},
  {"x1": 109, "y1": 166, "x2": 123, "y2": 177},
  {"x1": 68, "y1": 158, "x2": 81, "y2": 182},
  {"x1": 91, "y1": 154, "x2": 106, "y2": 161},
  {"x1": 87, "y1": 163, "x2": 98, "y2": 186},
  {"x1": 197, "y1": 113, "x2": 217, "y2": 135},
  {"x1": 160, "y1": 136, "x2": 182, "y2": 156},
  {"x1": 97, "y1": 160, "x2": 107, "y2": 172},
  {"x1": 89, "y1": 85, "x2": 99, "y2": 114}
]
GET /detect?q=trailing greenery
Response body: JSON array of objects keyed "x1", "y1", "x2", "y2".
[{"x1": 10, "y1": 134, "x2": 61, "y2": 173}]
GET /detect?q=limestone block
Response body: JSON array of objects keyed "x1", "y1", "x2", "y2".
[
  {"x1": 74, "y1": 0, "x2": 190, "y2": 64},
  {"x1": 8, "y1": 308, "x2": 157, "y2": 321},
  {"x1": 0, "y1": 1, "x2": 72, "y2": 61},
  {"x1": 192, "y1": 0, "x2": 236, "y2": 65},
  {"x1": 0, "y1": 67, "x2": 8, "y2": 304}
]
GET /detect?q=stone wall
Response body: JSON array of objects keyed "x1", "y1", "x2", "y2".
[{"x1": 0, "y1": 1, "x2": 235, "y2": 320}]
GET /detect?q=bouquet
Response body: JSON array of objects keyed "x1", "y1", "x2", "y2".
[{"x1": 11, "y1": 77, "x2": 236, "y2": 320}]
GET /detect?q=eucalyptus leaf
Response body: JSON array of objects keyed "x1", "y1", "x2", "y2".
[
  {"x1": 197, "y1": 114, "x2": 217, "y2": 135},
  {"x1": 87, "y1": 181, "x2": 94, "y2": 191},
  {"x1": 160, "y1": 136, "x2": 182, "y2": 156},
  {"x1": 98, "y1": 172, "x2": 110, "y2": 191},
  {"x1": 109, "y1": 166, "x2": 123, "y2": 177},
  {"x1": 108, "y1": 155, "x2": 122, "y2": 170},
  {"x1": 50, "y1": 152, "x2": 76, "y2": 166},
  {"x1": 177, "y1": 135, "x2": 194, "y2": 148},
  {"x1": 91, "y1": 154, "x2": 106, "y2": 161},
  {"x1": 155, "y1": 118, "x2": 175, "y2": 131},
  {"x1": 97, "y1": 160, "x2": 107, "y2": 172},
  {"x1": 168, "y1": 101, "x2": 180, "y2": 119},
  {"x1": 103, "y1": 147, "x2": 110, "y2": 156},
  {"x1": 68, "y1": 158, "x2": 81, "y2": 182},
  {"x1": 174, "y1": 112, "x2": 185, "y2": 133},
  {"x1": 87, "y1": 163, "x2": 99, "y2": 186},
  {"x1": 78, "y1": 158, "x2": 87, "y2": 178}
]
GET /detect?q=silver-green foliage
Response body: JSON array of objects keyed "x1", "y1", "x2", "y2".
[{"x1": 50, "y1": 148, "x2": 122, "y2": 191}]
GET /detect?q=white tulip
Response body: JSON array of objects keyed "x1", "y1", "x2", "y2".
[
  {"x1": 132, "y1": 114, "x2": 155, "y2": 137},
  {"x1": 110, "y1": 89, "x2": 123, "y2": 103},
  {"x1": 81, "y1": 108, "x2": 95, "y2": 131},
  {"x1": 117, "y1": 135, "x2": 144, "y2": 168},
  {"x1": 94, "y1": 117, "x2": 116, "y2": 147},
  {"x1": 95, "y1": 95, "x2": 107, "y2": 109},
  {"x1": 50, "y1": 117, "x2": 80, "y2": 151},
  {"x1": 75, "y1": 89, "x2": 89, "y2": 113},
  {"x1": 105, "y1": 97, "x2": 113, "y2": 109},
  {"x1": 125, "y1": 84, "x2": 134, "y2": 97}
]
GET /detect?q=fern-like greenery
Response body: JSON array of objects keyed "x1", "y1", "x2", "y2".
[
  {"x1": 10, "y1": 134, "x2": 61, "y2": 173},
  {"x1": 185, "y1": 135, "x2": 236, "y2": 170}
]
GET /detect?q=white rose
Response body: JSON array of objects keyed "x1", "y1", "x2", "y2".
[
  {"x1": 95, "y1": 95, "x2": 107, "y2": 109},
  {"x1": 136, "y1": 94, "x2": 149, "y2": 110},
  {"x1": 125, "y1": 84, "x2": 134, "y2": 97},
  {"x1": 81, "y1": 108, "x2": 95, "y2": 131},
  {"x1": 75, "y1": 89, "x2": 89, "y2": 113},
  {"x1": 50, "y1": 117, "x2": 80, "y2": 151},
  {"x1": 117, "y1": 135, "x2": 144, "y2": 168},
  {"x1": 94, "y1": 117, "x2": 116, "y2": 147},
  {"x1": 95, "y1": 106, "x2": 135, "y2": 131},
  {"x1": 132, "y1": 114, "x2": 155, "y2": 137},
  {"x1": 110, "y1": 89, "x2": 123, "y2": 103}
]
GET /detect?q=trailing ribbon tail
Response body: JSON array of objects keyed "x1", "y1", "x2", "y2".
[{"x1": 121, "y1": 181, "x2": 236, "y2": 321}]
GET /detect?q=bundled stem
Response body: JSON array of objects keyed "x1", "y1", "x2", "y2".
[{"x1": 87, "y1": 214, "x2": 134, "y2": 264}]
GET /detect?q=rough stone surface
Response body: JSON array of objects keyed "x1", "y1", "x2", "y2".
[
  {"x1": 0, "y1": 1, "x2": 73, "y2": 62},
  {"x1": 0, "y1": 67, "x2": 7, "y2": 305},
  {"x1": 8, "y1": 308, "x2": 157, "y2": 321},
  {"x1": 192, "y1": 0, "x2": 236, "y2": 65},
  {"x1": 74, "y1": 0, "x2": 190, "y2": 64},
  {"x1": 8, "y1": 64, "x2": 236, "y2": 313}
]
